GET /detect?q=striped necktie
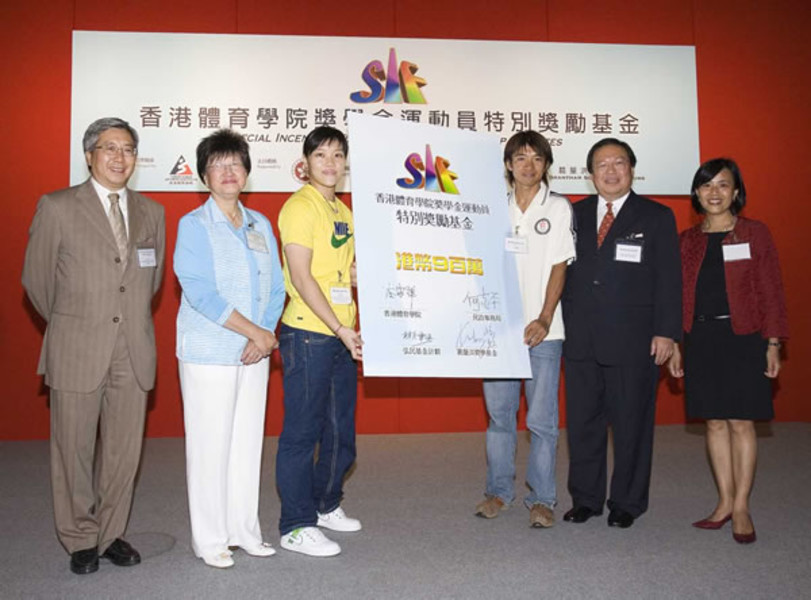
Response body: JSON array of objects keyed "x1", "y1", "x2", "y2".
[{"x1": 108, "y1": 193, "x2": 128, "y2": 267}]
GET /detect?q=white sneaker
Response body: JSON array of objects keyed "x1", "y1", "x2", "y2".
[
  {"x1": 317, "y1": 507, "x2": 362, "y2": 532},
  {"x1": 240, "y1": 542, "x2": 276, "y2": 557},
  {"x1": 280, "y1": 527, "x2": 341, "y2": 557},
  {"x1": 202, "y1": 550, "x2": 234, "y2": 569}
]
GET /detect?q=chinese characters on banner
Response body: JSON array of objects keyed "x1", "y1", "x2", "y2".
[
  {"x1": 348, "y1": 113, "x2": 531, "y2": 378},
  {"x1": 71, "y1": 32, "x2": 699, "y2": 194}
]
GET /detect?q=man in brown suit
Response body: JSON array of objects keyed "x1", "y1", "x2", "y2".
[{"x1": 22, "y1": 117, "x2": 165, "y2": 575}]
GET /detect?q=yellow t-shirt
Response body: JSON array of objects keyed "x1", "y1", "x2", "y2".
[{"x1": 279, "y1": 184, "x2": 356, "y2": 335}]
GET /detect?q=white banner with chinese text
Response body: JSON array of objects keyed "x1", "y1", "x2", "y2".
[
  {"x1": 349, "y1": 113, "x2": 531, "y2": 378},
  {"x1": 71, "y1": 31, "x2": 699, "y2": 194}
]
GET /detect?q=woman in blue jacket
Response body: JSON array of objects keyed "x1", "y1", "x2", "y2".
[{"x1": 174, "y1": 129, "x2": 285, "y2": 568}]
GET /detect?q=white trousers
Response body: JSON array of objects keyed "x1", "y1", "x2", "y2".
[{"x1": 179, "y1": 359, "x2": 269, "y2": 558}]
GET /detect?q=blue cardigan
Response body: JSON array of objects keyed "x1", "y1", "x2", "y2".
[{"x1": 174, "y1": 197, "x2": 285, "y2": 365}]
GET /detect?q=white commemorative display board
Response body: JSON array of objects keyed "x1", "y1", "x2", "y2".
[{"x1": 348, "y1": 113, "x2": 531, "y2": 378}]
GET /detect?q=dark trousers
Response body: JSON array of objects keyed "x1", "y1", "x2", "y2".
[
  {"x1": 276, "y1": 325, "x2": 358, "y2": 535},
  {"x1": 564, "y1": 357, "x2": 658, "y2": 517}
]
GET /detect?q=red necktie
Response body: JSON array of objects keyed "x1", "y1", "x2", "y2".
[{"x1": 597, "y1": 202, "x2": 614, "y2": 248}]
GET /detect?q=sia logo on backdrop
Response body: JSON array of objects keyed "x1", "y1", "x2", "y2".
[
  {"x1": 350, "y1": 48, "x2": 427, "y2": 104},
  {"x1": 396, "y1": 145, "x2": 459, "y2": 195}
]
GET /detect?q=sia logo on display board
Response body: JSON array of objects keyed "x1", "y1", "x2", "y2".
[
  {"x1": 350, "y1": 48, "x2": 427, "y2": 104},
  {"x1": 396, "y1": 145, "x2": 459, "y2": 194}
]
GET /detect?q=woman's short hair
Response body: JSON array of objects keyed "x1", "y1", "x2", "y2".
[
  {"x1": 503, "y1": 130, "x2": 554, "y2": 185},
  {"x1": 586, "y1": 138, "x2": 637, "y2": 174},
  {"x1": 196, "y1": 129, "x2": 251, "y2": 181},
  {"x1": 690, "y1": 158, "x2": 747, "y2": 215},
  {"x1": 303, "y1": 126, "x2": 348, "y2": 158}
]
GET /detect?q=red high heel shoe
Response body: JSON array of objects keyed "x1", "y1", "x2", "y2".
[
  {"x1": 692, "y1": 514, "x2": 732, "y2": 530},
  {"x1": 732, "y1": 518, "x2": 757, "y2": 544},
  {"x1": 733, "y1": 529, "x2": 757, "y2": 544}
]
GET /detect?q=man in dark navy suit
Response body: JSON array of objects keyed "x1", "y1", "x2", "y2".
[{"x1": 561, "y1": 138, "x2": 681, "y2": 528}]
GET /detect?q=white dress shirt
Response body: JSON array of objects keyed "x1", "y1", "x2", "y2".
[{"x1": 596, "y1": 191, "x2": 630, "y2": 232}]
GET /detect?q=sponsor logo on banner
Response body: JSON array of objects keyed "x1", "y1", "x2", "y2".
[
  {"x1": 170, "y1": 155, "x2": 193, "y2": 176},
  {"x1": 291, "y1": 159, "x2": 309, "y2": 184},
  {"x1": 256, "y1": 157, "x2": 281, "y2": 171},
  {"x1": 165, "y1": 155, "x2": 196, "y2": 186},
  {"x1": 350, "y1": 48, "x2": 427, "y2": 105},
  {"x1": 136, "y1": 156, "x2": 156, "y2": 170},
  {"x1": 396, "y1": 144, "x2": 459, "y2": 194}
]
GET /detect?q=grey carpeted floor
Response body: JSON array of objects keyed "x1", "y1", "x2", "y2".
[{"x1": 1, "y1": 424, "x2": 809, "y2": 599}]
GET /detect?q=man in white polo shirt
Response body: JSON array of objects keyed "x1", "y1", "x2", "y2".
[{"x1": 474, "y1": 130, "x2": 575, "y2": 528}]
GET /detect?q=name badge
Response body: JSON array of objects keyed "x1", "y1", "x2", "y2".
[
  {"x1": 615, "y1": 241, "x2": 643, "y2": 263},
  {"x1": 723, "y1": 243, "x2": 751, "y2": 262},
  {"x1": 246, "y1": 231, "x2": 269, "y2": 253},
  {"x1": 505, "y1": 236, "x2": 528, "y2": 254},
  {"x1": 330, "y1": 285, "x2": 352, "y2": 305},
  {"x1": 137, "y1": 247, "x2": 157, "y2": 268}
]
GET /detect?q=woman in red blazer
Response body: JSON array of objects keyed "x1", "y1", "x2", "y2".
[{"x1": 668, "y1": 158, "x2": 788, "y2": 545}]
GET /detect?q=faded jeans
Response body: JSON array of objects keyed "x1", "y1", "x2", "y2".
[{"x1": 483, "y1": 339, "x2": 562, "y2": 508}]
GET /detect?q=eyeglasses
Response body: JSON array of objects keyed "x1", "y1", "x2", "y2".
[
  {"x1": 594, "y1": 158, "x2": 630, "y2": 172},
  {"x1": 95, "y1": 143, "x2": 138, "y2": 158},
  {"x1": 208, "y1": 162, "x2": 246, "y2": 173}
]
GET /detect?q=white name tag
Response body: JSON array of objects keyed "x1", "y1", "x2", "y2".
[
  {"x1": 330, "y1": 285, "x2": 352, "y2": 305},
  {"x1": 615, "y1": 242, "x2": 643, "y2": 263},
  {"x1": 723, "y1": 243, "x2": 751, "y2": 262},
  {"x1": 246, "y1": 230, "x2": 269, "y2": 253},
  {"x1": 505, "y1": 236, "x2": 528, "y2": 254},
  {"x1": 137, "y1": 247, "x2": 157, "y2": 267}
]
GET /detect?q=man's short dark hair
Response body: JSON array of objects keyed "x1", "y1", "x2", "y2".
[
  {"x1": 82, "y1": 117, "x2": 139, "y2": 154},
  {"x1": 196, "y1": 129, "x2": 251, "y2": 181},
  {"x1": 503, "y1": 131, "x2": 554, "y2": 186},
  {"x1": 303, "y1": 126, "x2": 348, "y2": 158},
  {"x1": 690, "y1": 157, "x2": 747, "y2": 215},
  {"x1": 586, "y1": 138, "x2": 637, "y2": 174}
]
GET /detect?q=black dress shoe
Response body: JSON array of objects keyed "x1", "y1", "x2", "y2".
[
  {"x1": 70, "y1": 547, "x2": 99, "y2": 575},
  {"x1": 607, "y1": 509, "x2": 635, "y2": 529},
  {"x1": 563, "y1": 506, "x2": 603, "y2": 523},
  {"x1": 101, "y1": 538, "x2": 141, "y2": 567}
]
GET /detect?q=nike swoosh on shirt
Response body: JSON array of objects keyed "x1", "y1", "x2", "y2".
[{"x1": 331, "y1": 232, "x2": 354, "y2": 248}]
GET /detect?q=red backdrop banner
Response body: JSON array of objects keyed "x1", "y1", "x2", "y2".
[{"x1": 2, "y1": 0, "x2": 809, "y2": 440}]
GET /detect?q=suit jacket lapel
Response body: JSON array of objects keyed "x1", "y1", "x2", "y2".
[
  {"x1": 123, "y1": 189, "x2": 149, "y2": 276},
  {"x1": 126, "y1": 190, "x2": 144, "y2": 247},
  {"x1": 579, "y1": 196, "x2": 599, "y2": 254},
  {"x1": 77, "y1": 179, "x2": 118, "y2": 250}
]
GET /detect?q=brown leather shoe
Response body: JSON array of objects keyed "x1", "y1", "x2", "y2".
[
  {"x1": 474, "y1": 496, "x2": 506, "y2": 519},
  {"x1": 529, "y1": 504, "x2": 555, "y2": 528}
]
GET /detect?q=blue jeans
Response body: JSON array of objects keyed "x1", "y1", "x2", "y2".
[
  {"x1": 276, "y1": 325, "x2": 358, "y2": 535},
  {"x1": 483, "y1": 339, "x2": 562, "y2": 508}
]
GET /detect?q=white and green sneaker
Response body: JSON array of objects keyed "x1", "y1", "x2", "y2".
[
  {"x1": 280, "y1": 527, "x2": 341, "y2": 557},
  {"x1": 317, "y1": 507, "x2": 362, "y2": 532}
]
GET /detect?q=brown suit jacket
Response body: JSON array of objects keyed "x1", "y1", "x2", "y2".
[{"x1": 22, "y1": 179, "x2": 165, "y2": 393}]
